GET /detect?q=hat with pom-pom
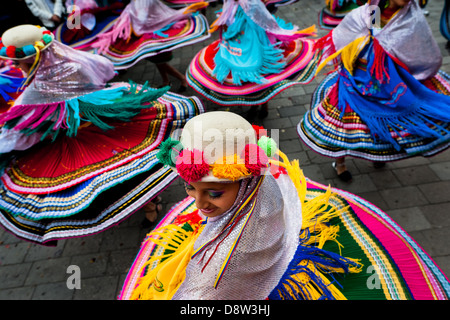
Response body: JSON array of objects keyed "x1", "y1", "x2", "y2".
[
  {"x1": 157, "y1": 111, "x2": 277, "y2": 182},
  {"x1": 0, "y1": 25, "x2": 54, "y2": 60}
]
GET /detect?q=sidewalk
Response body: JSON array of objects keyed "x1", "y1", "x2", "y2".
[{"x1": 0, "y1": 0, "x2": 449, "y2": 299}]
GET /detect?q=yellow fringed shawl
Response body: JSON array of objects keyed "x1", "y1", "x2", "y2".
[{"x1": 130, "y1": 151, "x2": 362, "y2": 300}]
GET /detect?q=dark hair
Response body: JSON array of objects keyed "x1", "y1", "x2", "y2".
[{"x1": 378, "y1": 0, "x2": 389, "y2": 12}]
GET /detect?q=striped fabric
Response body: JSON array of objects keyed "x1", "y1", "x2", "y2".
[
  {"x1": 187, "y1": 39, "x2": 320, "y2": 106},
  {"x1": 119, "y1": 196, "x2": 197, "y2": 300},
  {"x1": 298, "y1": 71, "x2": 450, "y2": 162},
  {"x1": 307, "y1": 179, "x2": 449, "y2": 300},
  {"x1": 119, "y1": 178, "x2": 450, "y2": 300},
  {"x1": 97, "y1": 14, "x2": 210, "y2": 70},
  {"x1": 0, "y1": 90, "x2": 204, "y2": 244},
  {"x1": 1, "y1": 89, "x2": 203, "y2": 194},
  {"x1": 53, "y1": 14, "x2": 120, "y2": 50},
  {"x1": 0, "y1": 159, "x2": 177, "y2": 245}
]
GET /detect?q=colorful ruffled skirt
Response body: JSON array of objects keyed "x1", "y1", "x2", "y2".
[
  {"x1": 186, "y1": 38, "x2": 319, "y2": 106},
  {"x1": 298, "y1": 70, "x2": 450, "y2": 162},
  {"x1": 53, "y1": 9, "x2": 122, "y2": 51},
  {"x1": 119, "y1": 178, "x2": 450, "y2": 300},
  {"x1": 94, "y1": 12, "x2": 210, "y2": 70},
  {"x1": 318, "y1": 1, "x2": 362, "y2": 30},
  {"x1": 0, "y1": 85, "x2": 204, "y2": 245}
]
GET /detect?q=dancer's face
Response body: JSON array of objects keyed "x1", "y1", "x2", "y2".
[{"x1": 184, "y1": 181, "x2": 240, "y2": 218}]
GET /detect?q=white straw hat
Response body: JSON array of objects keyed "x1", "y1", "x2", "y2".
[
  {"x1": 157, "y1": 111, "x2": 276, "y2": 182},
  {"x1": 0, "y1": 25, "x2": 54, "y2": 60}
]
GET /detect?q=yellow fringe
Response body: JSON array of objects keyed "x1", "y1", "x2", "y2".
[
  {"x1": 270, "y1": 151, "x2": 363, "y2": 299},
  {"x1": 271, "y1": 150, "x2": 307, "y2": 204},
  {"x1": 295, "y1": 25, "x2": 318, "y2": 37},
  {"x1": 212, "y1": 154, "x2": 250, "y2": 181},
  {"x1": 131, "y1": 151, "x2": 363, "y2": 300},
  {"x1": 130, "y1": 222, "x2": 204, "y2": 300},
  {"x1": 183, "y1": 1, "x2": 209, "y2": 15},
  {"x1": 315, "y1": 35, "x2": 370, "y2": 76},
  {"x1": 283, "y1": 261, "x2": 348, "y2": 300}
]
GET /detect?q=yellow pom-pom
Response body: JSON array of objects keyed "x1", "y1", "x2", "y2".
[
  {"x1": 34, "y1": 41, "x2": 44, "y2": 49},
  {"x1": 212, "y1": 154, "x2": 249, "y2": 181}
]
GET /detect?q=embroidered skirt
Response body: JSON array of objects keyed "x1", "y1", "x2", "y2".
[
  {"x1": 96, "y1": 13, "x2": 210, "y2": 70},
  {"x1": 298, "y1": 70, "x2": 450, "y2": 162},
  {"x1": 186, "y1": 38, "x2": 319, "y2": 106},
  {"x1": 53, "y1": 10, "x2": 122, "y2": 51},
  {"x1": 0, "y1": 89, "x2": 204, "y2": 245}
]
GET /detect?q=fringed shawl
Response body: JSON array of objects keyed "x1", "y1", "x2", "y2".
[
  {"x1": 211, "y1": 0, "x2": 316, "y2": 85},
  {"x1": 313, "y1": 1, "x2": 450, "y2": 151},
  {"x1": 329, "y1": 0, "x2": 442, "y2": 80}
]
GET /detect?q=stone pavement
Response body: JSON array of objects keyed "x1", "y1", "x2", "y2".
[{"x1": 1, "y1": 0, "x2": 450, "y2": 300}]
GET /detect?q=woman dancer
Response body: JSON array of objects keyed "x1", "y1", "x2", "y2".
[
  {"x1": 0, "y1": 24, "x2": 203, "y2": 244},
  {"x1": 120, "y1": 111, "x2": 450, "y2": 300},
  {"x1": 298, "y1": 0, "x2": 450, "y2": 182},
  {"x1": 186, "y1": 0, "x2": 318, "y2": 119}
]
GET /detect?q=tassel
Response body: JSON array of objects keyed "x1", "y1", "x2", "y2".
[
  {"x1": 270, "y1": 150, "x2": 307, "y2": 205},
  {"x1": 267, "y1": 152, "x2": 363, "y2": 300},
  {"x1": 183, "y1": 1, "x2": 208, "y2": 15},
  {"x1": 313, "y1": 31, "x2": 336, "y2": 57},
  {"x1": 130, "y1": 215, "x2": 204, "y2": 300},
  {"x1": 370, "y1": 37, "x2": 390, "y2": 84},
  {"x1": 268, "y1": 245, "x2": 362, "y2": 300},
  {"x1": 294, "y1": 25, "x2": 318, "y2": 38},
  {"x1": 93, "y1": 11, "x2": 131, "y2": 54},
  {"x1": 315, "y1": 35, "x2": 370, "y2": 77}
]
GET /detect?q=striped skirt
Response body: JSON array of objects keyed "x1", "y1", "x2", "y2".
[
  {"x1": 119, "y1": 179, "x2": 450, "y2": 300},
  {"x1": 53, "y1": 12, "x2": 121, "y2": 51},
  {"x1": 187, "y1": 38, "x2": 319, "y2": 106},
  {"x1": 96, "y1": 13, "x2": 210, "y2": 70},
  {"x1": 0, "y1": 89, "x2": 203, "y2": 245},
  {"x1": 298, "y1": 70, "x2": 450, "y2": 162}
]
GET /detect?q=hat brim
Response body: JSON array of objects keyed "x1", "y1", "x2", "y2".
[{"x1": 1, "y1": 41, "x2": 53, "y2": 61}]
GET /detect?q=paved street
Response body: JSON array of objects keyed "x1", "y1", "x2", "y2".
[{"x1": 0, "y1": 0, "x2": 449, "y2": 300}]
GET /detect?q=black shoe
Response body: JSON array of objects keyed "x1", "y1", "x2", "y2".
[
  {"x1": 332, "y1": 162, "x2": 352, "y2": 183},
  {"x1": 177, "y1": 85, "x2": 187, "y2": 93}
]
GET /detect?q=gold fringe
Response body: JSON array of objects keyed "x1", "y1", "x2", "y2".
[
  {"x1": 183, "y1": 1, "x2": 209, "y2": 14},
  {"x1": 315, "y1": 35, "x2": 370, "y2": 76},
  {"x1": 130, "y1": 222, "x2": 204, "y2": 300},
  {"x1": 271, "y1": 150, "x2": 363, "y2": 299}
]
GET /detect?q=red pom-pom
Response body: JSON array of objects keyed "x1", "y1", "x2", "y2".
[
  {"x1": 176, "y1": 149, "x2": 210, "y2": 182},
  {"x1": 174, "y1": 209, "x2": 203, "y2": 226},
  {"x1": 252, "y1": 124, "x2": 267, "y2": 140},
  {"x1": 42, "y1": 30, "x2": 52, "y2": 35},
  {"x1": 241, "y1": 144, "x2": 269, "y2": 176},
  {"x1": 6, "y1": 46, "x2": 16, "y2": 58},
  {"x1": 270, "y1": 164, "x2": 287, "y2": 179}
]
